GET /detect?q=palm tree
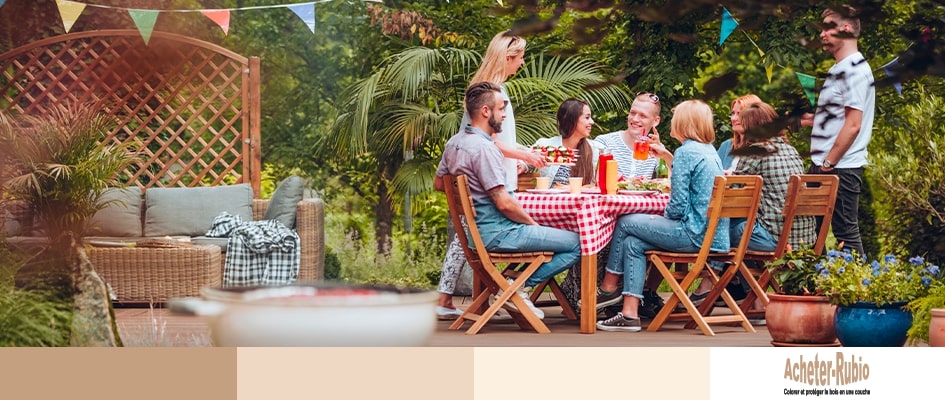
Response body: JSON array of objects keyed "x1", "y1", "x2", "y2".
[{"x1": 330, "y1": 45, "x2": 633, "y2": 259}]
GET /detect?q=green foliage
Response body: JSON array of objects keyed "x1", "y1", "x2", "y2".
[
  {"x1": 766, "y1": 246, "x2": 825, "y2": 296},
  {"x1": 907, "y1": 284, "x2": 945, "y2": 345},
  {"x1": 324, "y1": 249, "x2": 342, "y2": 280},
  {"x1": 815, "y1": 251, "x2": 942, "y2": 307},
  {"x1": 0, "y1": 247, "x2": 72, "y2": 346},
  {"x1": 0, "y1": 103, "x2": 138, "y2": 242},
  {"x1": 869, "y1": 86, "x2": 945, "y2": 264}
]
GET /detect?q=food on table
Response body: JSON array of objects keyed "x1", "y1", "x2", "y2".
[
  {"x1": 616, "y1": 176, "x2": 670, "y2": 193},
  {"x1": 532, "y1": 145, "x2": 578, "y2": 164}
]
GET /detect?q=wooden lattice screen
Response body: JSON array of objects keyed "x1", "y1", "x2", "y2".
[{"x1": 0, "y1": 29, "x2": 261, "y2": 195}]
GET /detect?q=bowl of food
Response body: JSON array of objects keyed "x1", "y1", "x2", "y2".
[{"x1": 169, "y1": 283, "x2": 438, "y2": 346}]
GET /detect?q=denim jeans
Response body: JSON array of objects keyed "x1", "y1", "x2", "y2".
[
  {"x1": 809, "y1": 165, "x2": 865, "y2": 257},
  {"x1": 605, "y1": 213, "x2": 699, "y2": 298},
  {"x1": 730, "y1": 218, "x2": 778, "y2": 253},
  {"x1": 486, "y1": 224, "x2": 581, "y2": 287}
]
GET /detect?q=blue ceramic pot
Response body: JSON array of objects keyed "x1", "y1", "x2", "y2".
[{"x1": 834, "y1": 301, "x2": 913, "y2": 347}]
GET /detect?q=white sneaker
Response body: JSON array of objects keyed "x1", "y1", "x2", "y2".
[
  {"x1": 497, "y1": 279, "x2": 544, "y2": 319},
  {"x1": 436, "y1": 306, "x2": 463, "y2": 320}
]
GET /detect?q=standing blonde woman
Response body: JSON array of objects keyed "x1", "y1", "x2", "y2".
[{"x1": 436, "y1": 31, "x2": 545, "y2": 317}]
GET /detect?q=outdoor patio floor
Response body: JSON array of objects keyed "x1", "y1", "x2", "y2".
[{"x1": 113, "y1": 294, "x2": 775, "y2": 347}]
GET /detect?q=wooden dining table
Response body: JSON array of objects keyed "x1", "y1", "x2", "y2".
[{"x1": 517, "y1": 190, "x2": 670, "y2": 333}]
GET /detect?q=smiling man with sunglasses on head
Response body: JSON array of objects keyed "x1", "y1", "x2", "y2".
[{"x1": 593, "y1": 92, "x2": 663, "y2": 179}]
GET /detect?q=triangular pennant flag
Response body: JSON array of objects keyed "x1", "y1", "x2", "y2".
[
  {"x1": 128, "y1": 9, "x2": 159, "y2": 45},
  {"x1": 201, "y1": 10, "x2": 231, "y2": 35},
  {"x1": 882, "y1": 57, "x2": 903, "y2": 95},
  {"x1": 56, "y1": 0, "x2": 87, "y2": 33},
  {"x1": 288, "y1": 3, "x2": 316, "y2": 33},
  {"x1": 765, "y1": 63, "x2": 775, "y2": 84},
  {"x1": 796, "y1": 72, "x2": 817, "y2": 106},
  {"x1": 0, "y1": 1, "x2": 6, "y2": 10},
  {"x1": 719, "y1": 7, "x2": 738, "y2": 46}
]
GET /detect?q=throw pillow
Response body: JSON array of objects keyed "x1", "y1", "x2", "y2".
[
  {"x1": 87, "y1": 187, "x2": 143, "y2": 237},
  {"x1": 263, "y1": 175, "x2": 305, "y2": 229},
  {"x1": 144, "y1": 184, "x2": 254, "y2": 237}
]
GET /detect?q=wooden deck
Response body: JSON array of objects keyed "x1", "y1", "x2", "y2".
[{"x1": 113, "y1": 295, "x2": 774, "y2": 347}]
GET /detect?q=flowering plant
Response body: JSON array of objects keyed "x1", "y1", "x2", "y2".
[
  {"x1": 814, "y1": 250, "x2": 942, "y2": 307},
  {"x1": 765, "y1": 245, "x2": 825, "y2": 296}
]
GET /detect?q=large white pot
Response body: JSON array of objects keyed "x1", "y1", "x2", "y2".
[{"x1": 170, "y1": 284, "x2": 438, "y2": 346}]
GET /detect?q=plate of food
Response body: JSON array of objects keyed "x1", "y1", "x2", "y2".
[
  {"x1": 531, "y1": 145, "x2": 578, "y2": 165},
  {"x1": 525, "y1": 188, "x2": 568, "y2": 194},
  {"x1": 581, "y1": 187, "x2": 601, "y2": 194},
  {"x1": 616, "y1": 177, "x2": 670, "y2": 193},
  {"x1": 617, "y1": 189, "x2": 659, "y2": 196}
]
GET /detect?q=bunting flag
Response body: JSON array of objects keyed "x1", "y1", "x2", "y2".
[
  {"x1": 128, "y1": 9, "x2": 160, "y2": 44},
  {"x1": 56, "y1": 0, "x2": 87, "y2": 33},
  {"x1": 796, "y1": 72, "x2": 817, "y2": 106},
  {"x1": 0, "y1": 1, "x2": 6, "y2": 10},
  {"x1": 765, "y1": 63, "x2": 775, "y2": 84},
  {"x1": 719, "y1": 7, "x2": 738, "y2": 46},
  {"x1": 881, "y1": 57, "x2": 903, "y2": 95},
  {"x1": 201, "y1": 10, "x2": 231, "y2": 35},
  {"x1": 288, "y1": 3, "x2": 316, "y2": 33}
]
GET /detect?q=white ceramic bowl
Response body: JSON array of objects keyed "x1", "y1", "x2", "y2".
[{"x1": 170, "y1": 284, "x2": 438, "y2": 346}]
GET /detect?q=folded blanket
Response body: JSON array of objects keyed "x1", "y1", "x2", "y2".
[{"x1": 206, "y1": 212, "x2": 301, "y2": 286}]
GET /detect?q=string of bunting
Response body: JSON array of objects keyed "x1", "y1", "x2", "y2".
[
  {"x1": 719, "y1": 6, "x2": 903, "y2": 104},
  {"x1": 39, "y1": 0, "x2": 380, "y2": 44}
]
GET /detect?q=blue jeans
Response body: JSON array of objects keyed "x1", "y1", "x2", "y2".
[
  {"x1": 605, "y1": 213, "x2": 699, "y2": 298},
  {"x1": 730, "y1": 218, "x2": 778, "y2": 253},
  {"x1": 486, "y1": 225, "x2": 581, "y2": 287}
]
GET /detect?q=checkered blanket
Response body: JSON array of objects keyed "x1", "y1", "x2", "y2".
[{"x1": 206, "y1": 212, "x2": 300, "y2": 287}]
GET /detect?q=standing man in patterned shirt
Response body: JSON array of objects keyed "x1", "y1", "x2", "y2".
[{"x1": 802, "y1": 5, "x2": 875, "y2": 257}]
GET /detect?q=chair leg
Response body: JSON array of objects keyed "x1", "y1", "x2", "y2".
[{"x1": 646, "y1": 256, "x2": 716, "y2": 336}]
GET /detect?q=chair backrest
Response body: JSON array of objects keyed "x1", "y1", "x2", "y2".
[
  {"x1": 443, "y1": 174, "x2": 479, "y2": 264},
  {"x1": 698, "y1": 175, "x2": 764, "y2": 264},
  {"x1": 770, "y1": 174, "x2": 840, "y2": 257}
]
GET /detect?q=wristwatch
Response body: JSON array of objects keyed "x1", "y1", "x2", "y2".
[{"x1": 822, "y1": 159, "x2": 834, "y2": 168}]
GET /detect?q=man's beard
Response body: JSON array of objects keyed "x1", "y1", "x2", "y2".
[{"x1": 488, "y1": 113, "x2": 503, "y2": 134}]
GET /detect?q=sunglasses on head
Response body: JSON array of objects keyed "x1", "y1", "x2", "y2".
[
  {"x1": 507, "y1": 35, "x2": 521, "y2": 48},
  {"x1": 636, "y1": 92, "x2": 659, "y2": 103}
]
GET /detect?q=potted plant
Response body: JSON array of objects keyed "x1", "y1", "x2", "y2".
[
  {"x1": 815, "y1": 251, "x2": 940, "y2": 347},
  {"x1": 764, "y1": 246, "x2": 838, "y2": 346},
  {"x1": 904, "y1": 259, "x2": 944, "y2": 346}
]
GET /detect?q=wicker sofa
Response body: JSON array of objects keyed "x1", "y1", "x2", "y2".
[{"x1": 4, "y1": 183, "x2": 326, "y2": 304}]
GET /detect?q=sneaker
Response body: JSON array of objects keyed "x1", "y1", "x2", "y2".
[
  {"x1": 596, "y1": 312, "x2": 642, "y2": 332},
  {"x1": 639, "y1": 289, "x2": 665, "y2": 319},
  {"x1": 497, "y1": 279, "x2": 544, "y2": 319},
  {"x1": 595, "y1": 288, "x2": 623, "y2": 310},
  {"x1": 436, "y1": 306, "x2": 463, "y2": 320},
  {"x1": 749, "y1": 317, "x2": 767, "y2": 326},
  {"x1": 689, "y1": 291, "x2": 709, "y2": 306}
]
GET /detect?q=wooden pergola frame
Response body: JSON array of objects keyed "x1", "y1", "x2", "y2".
[{"x1": 0, "y1": 29, "x2": 262, "y2": 195}]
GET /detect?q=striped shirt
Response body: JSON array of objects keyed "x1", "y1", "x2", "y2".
[{"x1": 594, "y1": 131, "x2": 659, "y2": 178}]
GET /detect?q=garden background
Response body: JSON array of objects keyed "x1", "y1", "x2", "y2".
[{"x1": 1, "y1": 0, "x2": 942, "y2": 289}]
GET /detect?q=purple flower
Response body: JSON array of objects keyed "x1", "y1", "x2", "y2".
[
  {"x1": 827, "y1": 250, "x2": 840, "y2": 258},
  {"x1": 815, "y1": 262, "x2": 826, "y2": 272},
  {"x1": 928, "y1": 265, "x2": 941, "y2": 276},
  {"x1": 884, "y1": 254, "x2": 898, "y2": 264},
  {"x1": 922, "y1": 277, "x2": 932, "y2": 287},
  {"x1": 909, "y1": 256, "x2": 925, "y2": 266},
  {"x1": 862, "y1": 278, "x2": 871, "y2": 285},
  {"x1": 838, "y1": 267, "x2": 845, "y2": 274},
  {"x1": 872, "y1": 268, "x2": 881, "y2": 277},
  {"x1": 843, "y1": 253, "x2": 854, "y2": 263}
]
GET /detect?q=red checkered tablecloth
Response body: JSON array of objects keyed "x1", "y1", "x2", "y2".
[{"x1": 517, "y1": 193, "x2": 670, "y2": 255}]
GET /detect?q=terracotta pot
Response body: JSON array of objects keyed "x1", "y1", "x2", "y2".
[
  {"x1": 765, "y1": 293, "x2": 837, "y2": 345},
  {"x1": 929, "y1": 308, "x2": 945, "y2": 347}
]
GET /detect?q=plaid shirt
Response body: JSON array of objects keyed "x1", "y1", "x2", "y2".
[
  {"x1": 206, "y1": 212, "x2": 300, "y2": 287},
  {"x1": 735, "y1": 137, "x2": 817, "y2": 248}
]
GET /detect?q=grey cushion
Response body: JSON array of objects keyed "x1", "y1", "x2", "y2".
[
  {"x1": 87, "y1": 187, "x2": 143, "y2": 237},
  {"x1": 264, "y1": 176, "x2": 305, "y2": 229},
  {"x1": 144, "y1": 184, "x2": 254, "y2": 237}
]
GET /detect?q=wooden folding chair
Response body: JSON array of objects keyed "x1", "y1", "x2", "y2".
[
  {"x1": 737, "y1": 174, "x2": 840, "y2": 318},
  {"x1": 442, "y1": 174, "x2": 556, "y2": 334},
  {"x1": 645, "y1": 175, "x2": 763, "y2": 336}
]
